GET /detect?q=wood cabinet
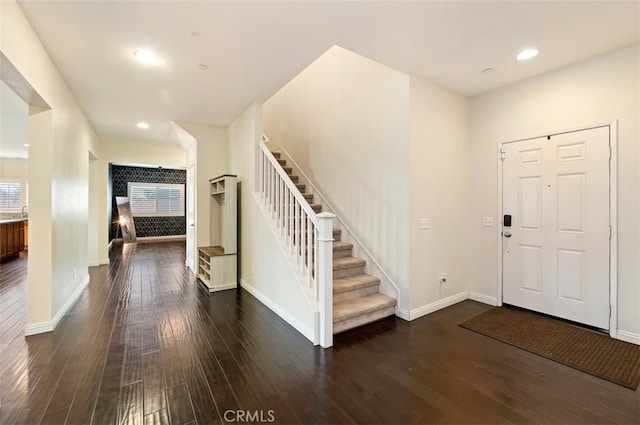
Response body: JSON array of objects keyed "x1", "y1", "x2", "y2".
[
  {"x1": 0, "y1": 219, "x2": 27, "y2": 262},
  {"x1": 198, "y1": 175, "x2": 238, "y2": 292}
]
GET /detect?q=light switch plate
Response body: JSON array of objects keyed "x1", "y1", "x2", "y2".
[
  {"x1": 482, "y1": 216, "x2": 494, "y2": 227},
  {"x1": 419, "y1": 218, "x2": 429, "y2": 230}
]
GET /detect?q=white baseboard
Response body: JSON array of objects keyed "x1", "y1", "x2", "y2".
[
  {"x1": 469, "y1": 291, "x2": 498, "y2": 306},
  {"x1": 616, "y1": 330, "x2": 640, "y2": 346},
  {"x1": 398, "y1": 291, "x2": 469, "y2": 321},
  {"x1": 240, "y1": 279, "x2": 315, "y2": 343},
  {"x1": 135, "y1": 235, "x2": 186, "y2": 243},
  {"x1": 203, "y1": 282, "x2": 237, "y2": 292},
  {"x1": 25, "y1": 273, "x2": 90, "y2": 336},
  {"x1": 88, "y1": 258, "x2": 110, "y2": 267}
]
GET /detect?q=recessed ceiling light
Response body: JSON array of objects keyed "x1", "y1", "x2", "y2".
[
  {"x1": 134, "y1": 49, "x2": 159, "y2": 65},
  {"x1": 197, "y1": 64, "x2": 208, "y2": 71},
  {"x1": 137, "y1": 122, "x2": 149, "y2": 129},
  {"x1": 517, "y1": 48, "x2": 539, "y2": 61},
  {"x1": 23, "y1": 143, "x2": 29, "y2": 147},
  {"x1": 482, "y1": 67, "x2": 494, "y2": 74}
]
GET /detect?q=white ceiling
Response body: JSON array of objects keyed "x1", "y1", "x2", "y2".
[{"x1": 13, "y1": 0, "x2": 640, "y2": 146}]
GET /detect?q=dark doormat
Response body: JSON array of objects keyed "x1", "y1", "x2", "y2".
[{"x1": 459, "y1": 306, "x2": 640, "y2": 390}]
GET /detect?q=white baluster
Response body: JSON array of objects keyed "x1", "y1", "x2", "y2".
[{"x1": 307, "y1": 216, "x2": 312, "y2": 289}]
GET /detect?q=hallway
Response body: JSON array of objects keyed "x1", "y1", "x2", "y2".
[{"x1": 0, "y1": 242, "x2": 638, "y2": 424}]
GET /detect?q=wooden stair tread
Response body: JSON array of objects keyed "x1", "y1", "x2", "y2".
[
  {"x1": 333, "y1": 256, "x2": 366, "y2": 270},
  {"x1": 333, "y1": 274, "x2": 380, "y2": 294},
  {"x1": 271, "y1": 152, "x2": 281, "y2": 158},
  {"x1": 333, "y1": 294, "x2": 396, "y2": 322}
]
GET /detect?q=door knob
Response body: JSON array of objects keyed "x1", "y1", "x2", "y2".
[{"x1": 504, "y1": 231, "x2": 512, "y2": 238}]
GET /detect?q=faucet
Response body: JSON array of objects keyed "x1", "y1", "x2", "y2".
[{"x1": 21, "y1": 206, "x2": 28, "y2": 218}]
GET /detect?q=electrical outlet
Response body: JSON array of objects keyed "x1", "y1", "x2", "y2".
[
  {"x1": 419, "y1": 218, "x2": 430, "y2": 230},
  {"x1": 439, "y1": 272, "x2": 447, "y2": 284},
  {"x1": 482, "y1": 216, "x2": 494, "y2": 227}
]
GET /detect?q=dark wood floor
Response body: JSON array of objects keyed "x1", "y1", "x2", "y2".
[{"x1": 1, "y1": 242, "x2": 638, "y2": 425}]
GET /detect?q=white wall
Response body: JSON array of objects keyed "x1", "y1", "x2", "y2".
[
  {"x1": 470, "y1": 44, "x2": 640, "y2": 337},
  {"x1": 229, "y1": 103, "x2": 316, "y2": 342},
  {"x1": 263, "y1": 46, "x2": 411, "y2": 311},
  {"x1": 409, "y1": 75, "x2": 471, "y2": 312},
  {"x1": 1, "y1": 0, "x2": 100, "y2": 330}
]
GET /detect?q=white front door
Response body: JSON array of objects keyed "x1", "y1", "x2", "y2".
[{"x1": 502, "y1": 126, "x2": 610, "y2": 330}]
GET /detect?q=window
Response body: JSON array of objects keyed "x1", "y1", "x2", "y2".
[
  {"x1": 127, "y1": 182, "x2": 184, "y2": 217},
  {"x1": 0, "y1": 181, "x2": 22, "y2": 211}
]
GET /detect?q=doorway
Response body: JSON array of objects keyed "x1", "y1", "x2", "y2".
[{"x1": 499, "y1": 125, "x2": 616, "y2": 331}]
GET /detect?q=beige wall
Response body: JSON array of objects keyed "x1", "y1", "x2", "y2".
[
  {"x1": 409, "y1": 75, "x2": 471, "y2": 311},
  {"x1": 263, "y1": 46, "x2": 411, "y2": 311},
  {"x1": 1, "y1": 0, "x2": 100, "y2": 329},
  {"x1": 470, "y1": 44, "x2": 640, "y2": 337}
]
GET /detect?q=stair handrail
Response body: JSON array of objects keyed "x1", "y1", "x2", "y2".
[
  {"x1": 268, "y1": 142, "x2": 401, "y2": 308},
  {"x1": 259, "y1": 141, "x2": 318, "y2": 223}
]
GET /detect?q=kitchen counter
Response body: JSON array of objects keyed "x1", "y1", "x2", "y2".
[{"x1": 0, "y1": 218, "x2": 28, "y2": 224}]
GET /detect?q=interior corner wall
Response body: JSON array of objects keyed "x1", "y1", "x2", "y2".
[
  {"x1": 262, "y1": 45, "x2": 411, "y2": 311},
  {"x1": 469, "y1": 44, "x2": 640, "y2": 336},
  {"x1": 229, "y1": 103, "x2": 316, "y2": 341},
  {"x1": 2, "y1": 0, "x2": 100, "y2": 328},
  {"x1": 409, "y1": 75, "x2": 471, "y2": 312},
  {"x1": 173, "y1": 122, "x2": 228, "y2": 250}
]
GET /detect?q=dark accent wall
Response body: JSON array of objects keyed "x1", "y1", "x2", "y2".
[{"x1": 110, "y1": 164, "x2": 186, "y2": 239}]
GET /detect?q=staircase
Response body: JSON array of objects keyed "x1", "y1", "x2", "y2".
[{"x1": 272, "y1": 151, "x2": 397, "y2": 334}]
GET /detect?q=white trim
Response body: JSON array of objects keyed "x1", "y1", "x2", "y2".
[
  {"x1": 608, "y1": 120, "x2": 618, "y2": 338},
  {"x1": 135, "y1": 235, "x2": 186, "y2": 243},
  {"x1": 88, "y1": 261, "x2": 99, "y2": 267},
  {"x1": 240, "y1": 279, "x2": 315, "y2": 343},
  {"x1": 111, "y1": 162, "x2": 186, "y2": 171},
  {"x1": 201, "y1": 281, "x2": 237, "y2": 292},
  {"x1": 24, "y1": 321, "x2": 53, "y2": 336},
  {"x1": 497, "y1": 122, "x2": 618, "y2": 335},
  {"x1": 99, "y1": 258, "x2": 110, "y2": 265},
  {"x1": 469, "y1": 291, "x2": 498, "y2": 306},
  {"x1": 616, "y1": 330, "x2": 640, "y2": 346},
  {"x1": 25, "y1": 273, "x2": 90, "y2": 336},
  {"x1": 398, "y1": 291, "x2": 468, "y2": 321},
  {"x1": 496, "y1": 139, "x2": 504, "y2": 307}
]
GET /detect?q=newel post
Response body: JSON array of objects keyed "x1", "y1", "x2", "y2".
[{"x1": 317, "y1": 212, "x2": 335, "y2": 348}]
